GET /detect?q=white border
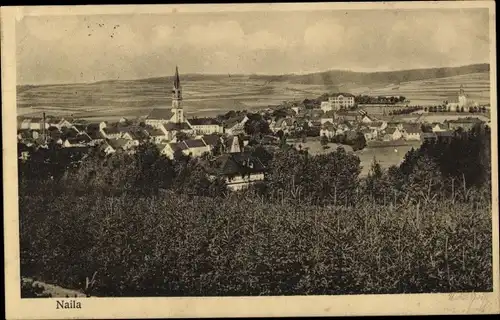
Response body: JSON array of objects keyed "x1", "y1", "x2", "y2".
[{"x1": 2, "y1": 2, "x2": 499, "y2": 319}]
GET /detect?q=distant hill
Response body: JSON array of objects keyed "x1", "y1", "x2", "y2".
[
  {"x1": 122, "y1": 63, "x2": 490, "y2": 86},
  {"x1": 18, "y1": 63, "x2": 489, "y2": 89},
  {"x1": 247, "y1": 63, "x2": 490, "y2": 86}
]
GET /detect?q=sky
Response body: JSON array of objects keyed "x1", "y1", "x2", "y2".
[{"x1": 16, "y1": 8, "x2": 491, "y2": 85}]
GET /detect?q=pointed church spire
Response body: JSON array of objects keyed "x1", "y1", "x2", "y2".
[{"x1": 173, "y1": 65, "x2": 181, "y2": 89}]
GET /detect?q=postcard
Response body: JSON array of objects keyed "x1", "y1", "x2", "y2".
[{"x1": 2, "y1": 2, "x2": 499, "y2": 319}]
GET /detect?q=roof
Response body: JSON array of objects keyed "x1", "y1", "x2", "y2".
[
  {"x1": 210, "y1": 151, "x2": 266, "y2": 176},
  {"x1": 73, "y1": 124, "x2": 87, "y2": 132},
  {"x1": 385, "y1": 127, "x2": 399, "y2": 134},
  {"x1": 66, "y1": 134, "x2": 91, "y2": 144},
  {"x1": 402, "y1": 123, "x2": 420, "y2": 131},
  {"x1": 155, "y1": 143, "x2": 168, "y2": 152},
  {"x1": 447, "y1": 118, "x2": 484, "y2": 124},
  {"x1": 17, "y1": 129, "x2": 32, "y2": 139},
  {"x1": 202, "y1": 134, "x2": 220, "y2": 146},
  {"x1": 107, "y1": 138, "x2": 129, "y2": 149},
  {"x1": 123, "y1": 131, "x2": 144, "y2": 140},
  {"x1": 147, "y1": 108, "x2": 174, "y2": 120},
  {"x1": 369, "y1": 121, "x2": 384, "y2": 127},
  {"x1": 224, "y1": 116, "x2": 245, "y2": 129},
  {"x1": 405, "y1": 126, "x2": 421, "y2": 134},
  {"x1": 330, "y1": 92, "x2": 355, "y2": 98},
  {"x1": 188, "y1": 117, "x2": 221, "y2": 126},
  {"x1": 87, "y1": 130, "x2": 105, "y2": 140},
  {"x1": 169, "y1": 142, "x2": 182, "y2": 151},
  {"x1": 102, "y1": 127, "x2": 121, "y2": 134},
  {"x1": 86, "y1": 123, "x2": 100, "y2": 131},
  {"x1": 146, "y1": 127, "x2": 165, "y2": 136},
  {"x1": 163, "y1": 122, "x2": 192, "y2": 131},
  {"x1": 322, "y1": 111, "x2": 336, "y2": 118},
  {"x1": 182, "y1": 139, "x2": 207, "y2": 149},
  {"x1": 321, "y1": 121, "x2": 335, "y2": 130}
]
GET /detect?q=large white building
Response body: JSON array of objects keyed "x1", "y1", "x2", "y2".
[
  {"x1": 321, "y1": 93, "x2": 356, "y2": 112},
  {"x1": 447, "y1": 85, "x2": 478, "y2": 112}
]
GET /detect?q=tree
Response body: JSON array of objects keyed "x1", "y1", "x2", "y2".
[{"x1": 320, "y1": 134, "x2": 329, "y2": 149}]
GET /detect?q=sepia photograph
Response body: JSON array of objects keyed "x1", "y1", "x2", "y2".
[{"x1": 2, "y1": 2, "x2": 499, "y2": 319}]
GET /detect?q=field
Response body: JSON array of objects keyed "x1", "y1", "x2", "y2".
[
  {"x1": 351, "y1": 72, "x2": 490, "y2": 106},
  {"x1": 20, "y1": 190, "x2": 493, "y2": 296},
  {"x1": 16, "y1": 69, "x2": 490, "y2": 122},
  {"x1": 288, "y1": 137, "x2": 420, "y2": 176}
]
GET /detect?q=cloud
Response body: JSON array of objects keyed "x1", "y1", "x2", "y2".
[
  {"x1": 303, "y1": 19, "x2": 345, "y2": 51},
  {"x1": 183, "y1": 20, "x2": 245, "y2": 49},
  {"x1": 245, "y1": 30, "x2": 288, "y2": 51},
  {"x1": 23, "y1": 16, "x2": 79, "y2": 41}
]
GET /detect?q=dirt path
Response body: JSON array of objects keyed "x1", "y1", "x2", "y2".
[{"x1": 22, "y1": 277, "x2": 88, "y2": 298}]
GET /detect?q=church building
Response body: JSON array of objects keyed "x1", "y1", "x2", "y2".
[{"x1": 145, "y1": 66, "x2": 194, "y2": 139}]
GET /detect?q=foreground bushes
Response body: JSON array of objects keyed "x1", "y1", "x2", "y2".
[{"x1": 20, "y1": 190, "x2": 492, "y2": 296}]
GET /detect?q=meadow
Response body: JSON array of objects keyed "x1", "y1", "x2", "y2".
[{"x1": 17, "y1": 70, "x2": 490, "y2": 122}]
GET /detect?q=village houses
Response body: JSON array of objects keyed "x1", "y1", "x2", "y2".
[{"x1": 382, "y1": 126, "x2": 403, "y2": 141}]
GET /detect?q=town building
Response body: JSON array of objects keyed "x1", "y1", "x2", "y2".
[
  {"x1": 431, "y1": 123, "x2": 447, "y2": 133},
  {"x1": 447, "y1": 85, "x2": 478, "y2": 112},
  {"x1": 320, "y1": 93, "x2": 356, "y2": 112},
  {"x1": 445, "y1": 118, "x2": 484, "y2": 131},
  {"x1": 225, "y1": 115, "x2": 249, "y2": 136},
  {"x1": 188, "y1": 117, "x2": 224, "y2": 135},
  {"x1": 402, "y1": 125, "x2": 422, "y2": 141},
  {"x1": 100, "y1": 126, "x2": 122, "y2": 139},
  {"x1": 320, "y1": 111, "x2": 336, "y2": 124},
  {"x1": 383, "y1": 127, "x2": 403, "y2": 141},
  {"x1": 206, "y1": 136, "x2": 266, "y2": 191}
]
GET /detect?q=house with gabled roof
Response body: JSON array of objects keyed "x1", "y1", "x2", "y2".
[
  {"x1": 102, "y1": 138, "x2": 132, "y2": 155},
  {"x1": 368, "y1": 120, "x2": 387, "y2": 132},
  {"x1": 178, "y1": 139, "x2": 211, "y2": 157},
  {"x1": 321, "y1": 111, "x2": 336, "y2": 124},
  {"x1": 201, "y1": 134, "x2": 224, "y2": 154},
  {"x1": 100, "y1": 126, "x2": 122, "y2": 139},
  {"x1": 62, "y1": 133, "x2": 92, "y2": 148},
  {"x1": 382, "y1": 126, "x2": 403, "y2": 141},
  {"x1": 431, "y1": 122, "x2": 447, "y2": 133},
  {"x1": 402, "y1": 124, "x2": 422, "y2": 141},
  {"x1": 224, "y1": 115, "x2": 249, "y2": 136},
  {"x1": 205, "y1": 139, "x2": 267, "y2": 191},
  {"x1": 146, "y1": 127, "x2": 168, "y2": 143},
  {"x1": 156, "y1": 142, "x2": 181, "y2": 159}
]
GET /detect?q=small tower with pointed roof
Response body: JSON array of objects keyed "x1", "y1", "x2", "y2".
[
  {"x1": 171, "y1": 66, "x2": 184, "y2": 123},
  {"x1": 458, "y1": 84, "x2": 467, "y2": 108},
  {"x1": 230, "y1": 135, "x2": 241, "y2": 153}
]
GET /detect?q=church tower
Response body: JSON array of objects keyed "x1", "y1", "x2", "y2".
[
  {"x1": 171, "y1": 66, "x2": 184, "y2": 123},
  {"x1": 458, "y1": 84, "x2": 467, "y2": 108}
]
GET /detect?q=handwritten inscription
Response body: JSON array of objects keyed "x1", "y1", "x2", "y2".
[
  {"x1": 448, "y1": 293, "x2": 491, "y2": 313},
  {"x1": 56, "y1": 300, "x2": 82, "y2": 309}
]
